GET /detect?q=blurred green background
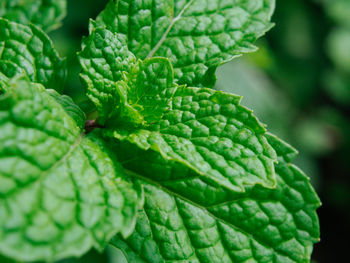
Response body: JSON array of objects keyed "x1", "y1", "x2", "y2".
[{"x1": 33, "y1": 0, "x2": 350, "y2": 262}]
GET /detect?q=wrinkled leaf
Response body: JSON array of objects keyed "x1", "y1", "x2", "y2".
[
  {"x1": 0, "y1": 18, "x2": 66, "y2": 92},
  {"x1": 78, "y1": 24, "x2": 136, "y2": 123},
  {"x1": 0, "y1": 78, "x2": 142, "y2": 262},
  {"x1": 47, "y1": 89, "x2": 87, "y2": 130},
  {"x1": 110, "y1": 134, "x2": 320, "y2": 263},
  {"x1": 104, "y1": 58, "x2": 277, "y2": 193},
  {"x1": 0, "y1": 0, "x2": 67, "y2": 32},
  {"x1": 96, "y1": 0, "x2": 275, "y2": 87},
  {"x1": 0, "y1": 60, "x2": 25, "y2": 79}
]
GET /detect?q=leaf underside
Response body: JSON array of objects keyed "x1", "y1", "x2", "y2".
[{"x1": 0, "y1": 78, "x2": 141, "y2": 262}]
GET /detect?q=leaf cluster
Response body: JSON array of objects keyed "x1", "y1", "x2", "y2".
[{"x1": 0, "y1": 1, "x2": 320, "y2": 262}]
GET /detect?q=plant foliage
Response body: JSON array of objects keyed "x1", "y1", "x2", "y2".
[{"x1": 0, "y1": 0, "x2": 320, "y2": 262}]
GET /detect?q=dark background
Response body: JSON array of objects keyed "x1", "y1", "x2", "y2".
[{"x1": 41, "y1": 0, "x2": 350, "y2": 262}]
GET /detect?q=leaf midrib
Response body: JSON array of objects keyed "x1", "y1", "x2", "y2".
[
  {"x1": 146, "y1": 0, "x2": 195, "y2": 58},
  {"x1": 123, "y1": 168, "x2": 300, "y2": 262}
]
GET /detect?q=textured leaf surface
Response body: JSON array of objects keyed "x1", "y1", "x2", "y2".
[
  {"x1": 110, "y1": 135, "x2": 320, "y2": 263},
  {"x1": 115, "y1": 57, "x2": 177, "y2": 125},
  {"x1": 0, "y1": 66, "x2": 25, "y2": 95},
  {"x1": 0, "y1": 60, "x2": 25, "y2": 79},
  {"x1": 46, "y1": 89, "x2": 86, "y2": 130},
  {"x1": 0, "y1": 78, "x2": 141, "y2": 262},
  {"x1": 0, "y1": 18, "x2": 66, "y2": 92},
  {"x1": 78, "y1": 25, "x2": 137, "y2": 123},
  {"x1": 104, "y1": 58, "x2": 277, "y2": 192},
  {"x1": 0, "y1": 0, "x2": 67, "y2": 32},
  {"x1": 96, "y1": 0, "x2": 275, "y2": 87}
]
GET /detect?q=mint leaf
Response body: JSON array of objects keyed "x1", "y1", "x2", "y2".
[
  {"x1": 0, "y1": 18, "x2": 66, "y2": 92},
  {"x1": 78, "y1": 24, "x2": 137, "y2": 123},
  {"x1": 46, "y1": 89, "x2": 87, "y2": 130},
  {"x1": 110, "y1": 137, "x2": 320, "y2": 263},
  {"x1": 0, "y1": 0, "x2": 67, "y2": 32},
  {"x1": 0, "y1": 78, "x2": 142, "y2": 262},
  {"x1": 104, "y1": 57, "x2": 277, "y2": 192},
  {"x1": 115, "y1": 57, "x2": 177, "y2": 125},
  {"x1": 96, "y1": 0, "x2": 275, "y2": 87},
  {"x1": 0, "y1": 66, "x2": 24, "y2": 95},
  {"x1": 0, "y1": 60, "x2": 25, "y2": 79},
  {"x1": 264, "y1": 133, "x2": 298, "y2": 163}
]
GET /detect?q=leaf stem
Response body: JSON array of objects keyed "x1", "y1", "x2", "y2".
[{"x1": 85, "y1": 119, "x2": 103, "y2": 133}]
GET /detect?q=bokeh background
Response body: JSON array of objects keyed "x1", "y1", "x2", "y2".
[{"x1": 20, "y1": 0, "x2": 349, "y2": 262}]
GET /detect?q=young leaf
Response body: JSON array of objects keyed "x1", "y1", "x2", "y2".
[
  {"x1": 78, "y1": 24, "x2": 137, "y2": 123},
  {"x1": 109, "y1": 137, "x2": 320, "y2": 263},
  {"x1": 102, "y1": 57, "x2": 277, "y2": 192},
  {"x1": 0, "y1": 78, "x2": 142, "y2": 262},
  {"x1": 96, "y1": 0, "x2": 275, "y2": 87},
  {"x1": 116, "y1": 57, "x2": 177, "y2": 125},
  {"x1": 0, "y1": 0, "x2": 67, "y2": 32},
  {"x1": 0, "y1": 18, "x2": 66, "y2": 92}
]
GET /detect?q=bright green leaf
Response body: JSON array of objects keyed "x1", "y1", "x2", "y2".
[
  {"x1": 115, "y1": 57, "x2": 177, "y2": 125},
  {"x1": 0, "y1": 18, "x2": 66, "y2": 92},
  {"x1": 0, "y1": 60, "x2": 25, "y2": 79},
  {"x1": 104, "y1": 59, "x2": 277, "y2": 192},
  {"x1": 110, "y1": 135, "x2": 320, "y2": 263},
  {"x1": 0, "y1": 78, "x2": 142, "y2": 262},
  {"x1": 46, "y1": 89, "x2": 87, "y2": 130},
  {"x1": 0, "y1": 68, "x2": 24, "y2": 94},
  {"x1": 96, "y1": 0, "x2": 275, "y2": 87},
  {"x1": 0, "y1": 0, "x2": 67, "y2": 32},
  {"x1": 78, "y1": 24, "x2": 137, "y2": 123},
  {"x1": 264, "y1": 133, "x2": 298, "y2": 163}
]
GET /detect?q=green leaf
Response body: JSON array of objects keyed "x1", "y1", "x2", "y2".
[
  {"x1": 115, "y1": 57, "x2": 177, "y2": 125},
  {"x1": 0, "y1": 66, "x2": 24, "y2": 95},
  {"x1": 78, "y1": 24, "x2": 137, "y2": 123},
  {"x1": 264, "y1": 133, "x2": 298, "y2": 163},
  {"x1": 0, "y1": 60, "x2": 25, "y2": 79},
  {"x1": 0, "y1": 74, "x2": 80, "y2": 124},
  {"x1": 0, "y1": 0, "x2": 67, "y2": 32},
  {"x1": 103, "y1": 57, "x2": 277, "y2": 192},
  {"x1": 96, "y1": 0, "x2": 275, "y2": 87},
  {"x1": 0, "y1": 78, "x2": 142, "y2": 262},
  {"x1": 110, "y1": 136, "x2": 320, "y2": 263},
  {"x1": 46, "y1": 89, "x2": 87, "y2": 131},
  {"x1": 0, "y1": 18, "x2": 66, "y2": 93}
]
